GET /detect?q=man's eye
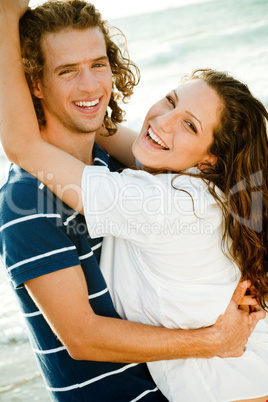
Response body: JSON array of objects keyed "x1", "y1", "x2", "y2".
[
  {"x1": 59, "y1": 69, "x2": 73, "y2": 76},
  {"x1": 166, "y1": 96, "x2": 175, "y2": 108},
  {"x1": 186, "y1": 121, "x2": 197, "y2": 133},
  {"x1": 93, "y1": 63, "x2": 106, "y2": 68}
]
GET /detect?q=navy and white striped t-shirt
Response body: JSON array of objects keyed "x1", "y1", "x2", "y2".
[{"x1": 0, "y1": 143, "x2": 167, "y2": 401}]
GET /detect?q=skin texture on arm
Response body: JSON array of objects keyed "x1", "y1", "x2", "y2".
[
  {"x1": 24, "y1": 267, "x2": 261, "y2": 362},
  {"x1": 26, "y1": 264, "x2": 220, "y2": 362},
  {"x1": 96, "y1": 124, "x2": 138, "y2": 167},
  {"x1": 0, "y1": 4, "x2": 85, "y2": 214},
  {"x1": 0, "y1": 0, "x2": 266, "y2": 363}
]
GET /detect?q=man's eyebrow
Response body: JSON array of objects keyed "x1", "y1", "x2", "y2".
[
  {"x1": 54, "y1": 56, "x2": 109, "y2": 73},
  {"x1": 54, "y1": 63, "x2": 77, "y2": 73}
]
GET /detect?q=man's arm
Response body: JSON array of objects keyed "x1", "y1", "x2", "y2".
[{"x1": 24, "y1": 265, "x2": 264, "y2": 362}]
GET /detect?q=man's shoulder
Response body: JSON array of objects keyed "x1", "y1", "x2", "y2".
[
  {"x1": 0, "y1": 163, "x2": 56, "y2": 226},
  {"x1": 0, "y1": 163, "x2": 46, "y2": 210},
  {"x1": 93, "y1": 142, "x2": 124, "y2": 172},
  {"x1": 0, "y1": 163, "x2": 40, "y2": 192}
]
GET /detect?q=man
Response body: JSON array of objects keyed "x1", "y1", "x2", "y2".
[{"x1": 0, "y1": 0, "x2": 264, "y2": 401}]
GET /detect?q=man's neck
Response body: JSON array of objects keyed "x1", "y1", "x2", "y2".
[{"x1": 40, "y1": 126, "x2": 95, "y2": 166}]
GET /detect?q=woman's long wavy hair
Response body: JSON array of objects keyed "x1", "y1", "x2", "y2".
[
  {"x1": 179, "y1": 69, "x2": 268, "y2": 309},
  {"x1": 19, "y1": 0, "x2": 140, "y2": 135}
]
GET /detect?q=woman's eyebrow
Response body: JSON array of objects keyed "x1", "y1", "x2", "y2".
[
  {"x1": 172, "y1": 89, "x2": 179, "y2": 101},
  {"x1": 186, "y1": 110, "x2": 203, "y2": 132},
  {"x1": 173, "y1": 89, "x2": 203, "y2": 132}
]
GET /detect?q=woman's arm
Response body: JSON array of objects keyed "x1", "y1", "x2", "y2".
[
  {"x1": 0, "y1": 1, "x2": 85, "y2": 214},
  {"x1": 96, "y1": 124, "x2": 138, "y2": 167}
]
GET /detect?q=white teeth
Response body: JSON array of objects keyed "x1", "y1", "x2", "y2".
[
  {"x1": 147, "y1": 127, "x2": 169, "y2": 149},
  {"x1": 75, "y1": 99, "x2": 100, "y2": 108}
]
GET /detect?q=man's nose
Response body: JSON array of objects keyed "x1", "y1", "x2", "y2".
[{"x1": 77, "y1": 69, "x2": 100, "y2": 92}]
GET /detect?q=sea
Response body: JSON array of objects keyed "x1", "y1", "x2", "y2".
[{"x1": 0, "y1": 0, "x2": 268, "y2": 400}]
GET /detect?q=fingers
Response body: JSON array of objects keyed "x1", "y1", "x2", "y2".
[
  {"x1": 240, "y1": 295, "x2": 258, "y2": 306},
  {"x1": 240, "y1": 295, "x2": 261, "y2": 313},
  {"x1": 248, "y1": 310, "x2": 267, "y2": 333},
  {"x1": 249, "y1": 310, "x2": 266, "y2": 322},
  {"x1": 239, "y1": 305, "x2": 250, "y2": 313},
  {"x1": 228, "y1": 280, "x2": 249, "y2": 307}
]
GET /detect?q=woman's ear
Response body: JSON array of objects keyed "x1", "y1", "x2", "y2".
[
  {"x1": 198, "y1": 154, "x2": 218, "y2": 170},
  {"x1": 206, "y1": 153, "x2": 218, "y2": 167}
]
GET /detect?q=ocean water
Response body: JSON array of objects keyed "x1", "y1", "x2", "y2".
[
  {"x1": 114, "y1": 0, "x2": 268, "y2": 131},
  {"x1": 0, "y1": 0, "x2": 268, "y2": 400}
]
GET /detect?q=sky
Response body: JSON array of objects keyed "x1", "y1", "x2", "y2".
[{"x1": 29, "y1": 0, "x2": 212, "y2": 20}]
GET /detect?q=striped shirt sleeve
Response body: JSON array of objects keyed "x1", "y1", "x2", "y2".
[{"x1": 1, "y1": 178, "x2": 80, "y2": 287}]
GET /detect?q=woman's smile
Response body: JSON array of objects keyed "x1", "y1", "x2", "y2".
[{"x1": 132, "y1": 79, "x2": 221, "y2": 172}]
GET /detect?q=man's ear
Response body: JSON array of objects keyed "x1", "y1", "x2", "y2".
[{"x1": 32, "y1": 79, "x2": 43, "y2": 99}]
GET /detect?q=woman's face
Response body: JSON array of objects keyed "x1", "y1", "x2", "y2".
[{"x1": 132, "y1": 79, "x2": 222, "y2": 172}]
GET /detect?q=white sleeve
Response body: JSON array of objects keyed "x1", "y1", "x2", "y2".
[
  {"x1": 81, "y1": 166, "x2": 164, "y2": 244},
  {"x1": 81, "y1": 166, "x2": 220, "y2": 245}
]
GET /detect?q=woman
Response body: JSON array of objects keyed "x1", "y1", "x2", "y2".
[{"x1": 83, "y1": 69, "x2": 268, "y2": 401}]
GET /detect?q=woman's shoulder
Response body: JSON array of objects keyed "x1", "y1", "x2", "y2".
[
  {"x1": 116, "y1": 168, "x2": 225, "y2": 207},
  {"x1": 173, "y1": 168, "x2": 224, "y2": 198}
]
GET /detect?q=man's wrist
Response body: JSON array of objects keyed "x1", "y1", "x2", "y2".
[
  {"x1": 173, "y1": 326, "x2": 219, "y2": 359},
  {"x1": 201, "y1": 326, "x2": 221, "y2": 357},
  {"x1": 193, "y1": 326, "x2": 219, "y2": 358}
]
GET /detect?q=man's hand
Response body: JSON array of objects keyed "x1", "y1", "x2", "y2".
[
  {"x1": 239, "y1": 282, "x2": 262, "y2": 314},
  {"x1": 214, "y1": 281, "x2": 266, "y2": 358}
]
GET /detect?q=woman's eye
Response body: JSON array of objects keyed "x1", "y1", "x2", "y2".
[
  {"x1": 186, "y1": 121, "x2": 197, "y2": 133},
  {"x1": 166, "y1": 96, "x2": 175, "y2": 108}
]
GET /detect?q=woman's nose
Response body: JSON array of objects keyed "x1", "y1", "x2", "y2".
[{"x1": 157, "y1": 109, "x2": 179, "y2": 134}]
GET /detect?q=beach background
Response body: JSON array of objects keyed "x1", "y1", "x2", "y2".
[{"x1": 0, "y1": 0, "x2": 268, "y2": 400}]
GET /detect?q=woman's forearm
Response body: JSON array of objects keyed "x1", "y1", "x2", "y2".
[
  {"x1": 96, "y1": 124, "x2": 138, "y2": 168},
  {"x1": 0, "y1": 12, "x2": 86, "y2": 214},
  {"x1": 0, "y1": 13, "x2": 40, "y2": 165}
]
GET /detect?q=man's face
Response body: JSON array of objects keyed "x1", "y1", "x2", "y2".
[{"x1": 33, "y1": 27, "x2": 113, "y2": 136}]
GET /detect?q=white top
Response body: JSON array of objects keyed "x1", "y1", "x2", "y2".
[{"x1": 82, "y1": 166, "x2": 268, "y2": 402}]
